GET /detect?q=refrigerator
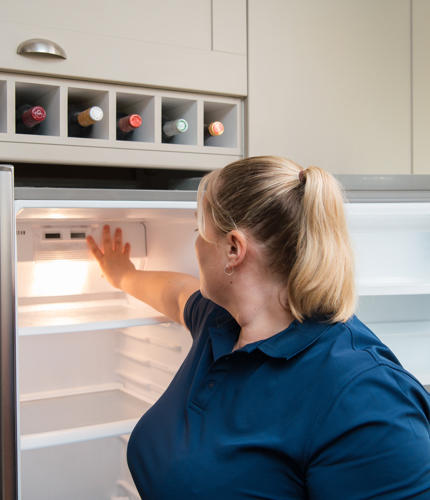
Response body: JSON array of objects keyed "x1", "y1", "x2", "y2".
[{"x1": 1, "y1": 164, "x2": 430, "y2": 499}]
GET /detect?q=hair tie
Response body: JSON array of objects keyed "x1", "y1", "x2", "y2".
[{"x1": 299, "y1": 170, "x2": 306, "y2": 185}]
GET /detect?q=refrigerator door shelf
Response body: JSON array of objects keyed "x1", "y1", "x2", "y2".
[{"x1": 20, "y1": 388, "x2": 151, "y2": 451}]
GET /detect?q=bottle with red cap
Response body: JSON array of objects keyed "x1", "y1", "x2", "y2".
[
  {"x1": 204, "y1": 121, "x2": 224, "y2": 140},
  {"x1": 117, "y1": 112, "x2": 142, "y2": 141},
  {"x1": 16, "y1": 104, "x2": 47, "y2": 134}
]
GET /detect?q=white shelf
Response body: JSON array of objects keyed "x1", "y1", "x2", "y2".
[
  {"x1": 358, "y1": 282, "x2": 430, "y2": 296},
  {"x1": 18, "y1": 301, "x2": 167, "y2": 336},
  {"x1": 20, "y1": 388, "x2": 150, "y2": 450},
  {"x1": 117, "y1": 479, "x2": 140, "y2": 500},
  {"x1": 368, "y1": 320, "x2": 430, "y2": 337},
  {"x1": 368, "y1": 321, "x2": 430, "y2": 386}
]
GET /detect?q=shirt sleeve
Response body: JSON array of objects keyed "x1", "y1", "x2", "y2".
[
  {"x1": 305, "y1": 364, "x2": 430, "y2": 499},
  {"x1": 183, "y1": 290, "x2": 220, "y2": 340}
]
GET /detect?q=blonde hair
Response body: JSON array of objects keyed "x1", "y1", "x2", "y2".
[{"x1": 197, "y1": 156, "x2": 356, "y2": 323}]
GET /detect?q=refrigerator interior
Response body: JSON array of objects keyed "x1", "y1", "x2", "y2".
[
  {"x1": 13, "y1": 195, "x2": 430, "y2": 499},
  {"x1": 15, "y1": 199, "x2": 197, "y2": 500},
  {"x1": 348, "y1": 202, "x2": 430, "y2": 388}
]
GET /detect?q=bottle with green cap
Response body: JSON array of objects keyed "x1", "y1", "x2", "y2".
[{"x1": 162, "y1": 116, "x2": 188, "y2": 142}]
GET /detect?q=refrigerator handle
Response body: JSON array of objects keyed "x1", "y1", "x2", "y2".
[{"x1": 0, "y1": 166, "x2": 17, "y2": 500}]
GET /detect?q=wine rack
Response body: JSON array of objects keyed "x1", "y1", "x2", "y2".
[{"x1": 0, "y1": 72, "x2": 243, "y2": 170}]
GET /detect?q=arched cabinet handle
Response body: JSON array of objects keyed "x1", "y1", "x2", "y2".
[{"x1": 17, "y1": 39, "x2": 67, "y2": 59}]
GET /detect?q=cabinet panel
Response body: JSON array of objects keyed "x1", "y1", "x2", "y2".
[
  {"x1": 412, "y1": 0, "x2": 430, "y2": 175},
  {"x1": 246, "y1": 0, "x2": 411, "y2": 175},
  {"x1": 0, "y1": 0, "x2": 247, "y2": 96},
  {"x1": 212, "y1": 0, "x2": 247, "y2": 55},
  {"x1": 1, "y1": 0, "x2": 212, "y2": 51}
]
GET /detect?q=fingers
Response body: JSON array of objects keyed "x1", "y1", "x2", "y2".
[
  {"x1": 123, "y1": 242, "x2": 131, "y2": 258},
  {"x1": 86, "y1": 235, "x2": 104, "y2": 262},
  {"x1": 113, "y1": 227, "x2": 123, "y2": 252},
  {"x1": 87, "y1": 225, "x2": 131, "y2": 261},
  {"x1": 102, "y1": 224, "x2": 113, "y2": 253}
]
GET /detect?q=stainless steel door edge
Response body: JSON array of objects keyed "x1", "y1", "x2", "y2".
[{"x1": 0, "y1": 165, "x2": 17, "y2": 500}]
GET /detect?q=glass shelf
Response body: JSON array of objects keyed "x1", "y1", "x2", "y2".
[
  {"x1": 18, "y1": 300, "x2": 167, "y2": 336},
  {"x1": 20, "y1": 388, "x2": 150, "y2": 450}
]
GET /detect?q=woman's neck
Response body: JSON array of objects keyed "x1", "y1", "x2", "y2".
[{"x1": 229, "y1": 280, "x2": 295, "y2": 351}]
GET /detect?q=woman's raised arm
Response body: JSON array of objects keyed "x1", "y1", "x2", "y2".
[{"x1": 87, "y1": 225, "x2": 200, "y2": 327}]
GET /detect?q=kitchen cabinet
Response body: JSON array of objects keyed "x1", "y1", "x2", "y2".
[
  {"x1": 0, "y1": 0, "x2": 247, "y2": 97},
  {"x1": 412, "y1": 0, "x2": 430, "y2": 175},
  {"x1": 246, "y1": 0, "x2": 411, "y2": 175}
]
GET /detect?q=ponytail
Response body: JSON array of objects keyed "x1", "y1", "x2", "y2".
[{"x1": 287, "y1": 166, "x2": 356, "y2": 322}]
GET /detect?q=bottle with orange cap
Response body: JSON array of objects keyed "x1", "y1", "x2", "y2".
[
  {"x1": 16, "y1": 104, "x2": 47, "y2": 134},
  {"x1": 68, "y1": 105, "x2": 104, "y2": 138},
  {"x1": 204, "y1": 121, "x2": 224, "y2": 140},
  {"x1": 117, "y1": 112, "x2": 142, "y2": 141}
]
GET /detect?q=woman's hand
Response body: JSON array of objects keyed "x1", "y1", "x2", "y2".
[{"x1": 87, "y1": 225, "x2": 136, "y2": 290}]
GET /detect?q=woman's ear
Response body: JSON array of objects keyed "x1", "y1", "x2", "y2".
[{"x1": 226, "y1": 230, "x2": 247, "y2": 267}]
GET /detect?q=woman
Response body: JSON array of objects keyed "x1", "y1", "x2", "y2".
[{"x1": 87, "y1": 156, "x2": 430, "y2": 499}]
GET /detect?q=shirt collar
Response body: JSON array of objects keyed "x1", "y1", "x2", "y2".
[{"x1": 213, "y1": 312, "x2": 334, "y2": 360}]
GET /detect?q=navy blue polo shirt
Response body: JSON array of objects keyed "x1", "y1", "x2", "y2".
[{"x1": 127, "y1": 291, "x2": 430, "y2": 499}]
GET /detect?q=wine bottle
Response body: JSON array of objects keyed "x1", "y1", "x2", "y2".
[
  {"x1": 117, "y1": 112, "x2": 142, "y2": 141},
  {"x1": 205, "y1": 121, "x2": 224, "y2": 139},
  {"x1": 162, "y1": 116, "x2": 188, "y2": 142},
  {"x1": 16, "y1": 104, "x2": 46, "y2": 134},
  {"x1": 68, "y1": 105, "x2": 103, "y2": 138}
]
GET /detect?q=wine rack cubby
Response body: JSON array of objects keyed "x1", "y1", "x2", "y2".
[
  {"x1": 67, "y1": 87, "x2": 109, "y2": 140},
  {"x1": 15, "y1": 81, "x2": 61, "y2": 137},
  {"x1": 161, "y1": 96, "x2": 198, "y2": 146},
  {"x1": 0, "y1": 73, "x2": 243, "y2": 170},
  {"x1": 116, "y1": 92, "x2": 155, "y2": 143},
  {"x1": 204, "y1": 100, "x2": 238, "y2": 149}
]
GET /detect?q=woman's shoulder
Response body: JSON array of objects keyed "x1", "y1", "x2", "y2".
[
  {"x1": 304, "y1": 316, "x2": 429, "y2": 406},
  {"x1": 184, "y1": 291, "x2": 229, "y2": 340}
]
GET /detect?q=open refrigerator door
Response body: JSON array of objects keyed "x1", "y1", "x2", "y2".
[
  {"x1": 14, "y1": 189, "x2": 198, "y2": 500},
  {"x1": 0, "y1": 165, "x2": 18, "y2": 500}
]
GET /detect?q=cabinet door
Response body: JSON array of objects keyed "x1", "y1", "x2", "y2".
[
  {"x1": 412, "y1": 0, "x2": 430, "y2": 175},
  {"x1": 0, "y1": 0, "x2": 247, "y2": 96},
  {"x1": 246, "y1": 0, "x2": 411, "y2": 175}
]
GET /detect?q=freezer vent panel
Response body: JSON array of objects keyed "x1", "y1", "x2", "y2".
[
  {"x1": 33, "y1": 225, "x2": 97, "y2": 261},
  {"x1": 33, "y1": 249, "x2": 92, "y2": 261}
]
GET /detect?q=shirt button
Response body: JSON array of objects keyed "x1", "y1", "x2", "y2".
[{"x1": 206, "y1": 380, "x2": 215, "y2": 389}]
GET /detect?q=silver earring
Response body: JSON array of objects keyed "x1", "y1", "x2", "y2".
[{"x1": 224, "y1": 265, "x2": 234, "y2": 276}]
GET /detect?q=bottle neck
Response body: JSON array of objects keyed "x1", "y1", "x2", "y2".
[
  {"x1": 76, "y1": 107, "x2": 103, "y2": 127},
  {"x1": 118, "y1": 114, "x2": 142, "y2": 133},
  {"x1": 22, "y1": 106, "x2": 46, "y2": 128},
  {"x1": 205, "y1": 121, "x2": 224, "y2": 136}
]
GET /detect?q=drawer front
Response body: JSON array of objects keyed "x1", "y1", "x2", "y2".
[{"x1": 0, "y1": 0, "x2": 247, "y2": 96}]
